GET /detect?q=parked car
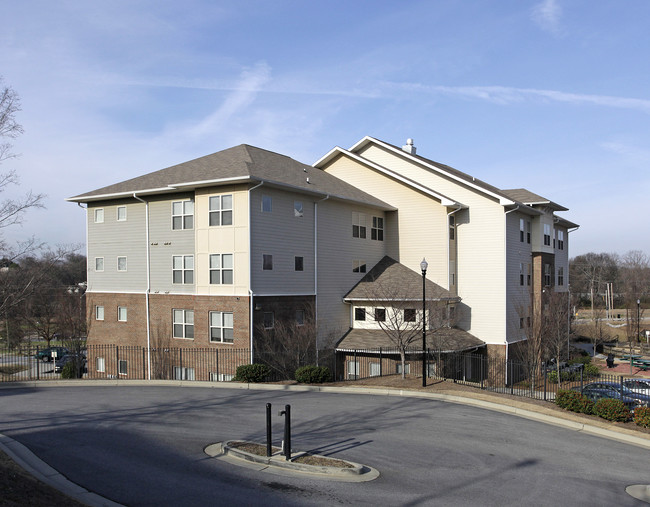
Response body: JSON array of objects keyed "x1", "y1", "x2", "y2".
[
  {"x1": 34, "y1": 347, "x2": 69, "y2": 362},
  {"x1": 577, "y1": 382, "x2": 650, "y2": 409},
  {"x1": 623, "y1": 379, "x2": 650, "y2": 396},
  {"x1": 54, "y1": 353, "x2": 87, "y2": 375}
]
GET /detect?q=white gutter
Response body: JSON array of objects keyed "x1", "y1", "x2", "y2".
[
  {"x1": 248, "y1": 181, "x2": 264, "y2": 364},
  {"x1": 133, "y1": 193, "x2": 152, "y2": 380},
  {"x1": 314, "y1": 194, "x2": 330, "y2": 363}
]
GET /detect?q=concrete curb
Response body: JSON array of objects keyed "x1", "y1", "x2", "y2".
[{"x1": 0, "y1": 433, "x2": 124, "y2": 507}]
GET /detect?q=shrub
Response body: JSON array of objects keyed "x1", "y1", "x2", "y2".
[
  {"x1": 295, "y1": 365, "x2": 331, "y2": 384},
  {"x1": 548, "y1": 370, "x2": 577, "y2": 384},
  {"x1": 61, "y1": 361, "x2": 82, "y2": 379},
  {"x1": 593, "y1": 398, "x2": 631, "y2": 422},
  {"x1": 555, "y1": 389, "x2": 594, "y2": 414},
  {"x1": 634, "y1": 406, "x2": 650, "y2": 428},
  {"x1": 583, "y1": 363, "x2": 600, "y2": 378},
  {"x1": 233, "y1": 364, "x2": 270, "y2": 383},
  {"x1": 569, "y1": 355, "x2": 592, "y2": 365}
]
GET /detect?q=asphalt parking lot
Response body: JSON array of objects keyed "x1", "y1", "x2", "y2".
[{"x1": 2, "y1": 384, "x2": 650, "y2": 506}]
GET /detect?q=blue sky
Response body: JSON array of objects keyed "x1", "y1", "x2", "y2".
[{"x1": 1, "y1": 0, "x2": 649, "y2": 257}]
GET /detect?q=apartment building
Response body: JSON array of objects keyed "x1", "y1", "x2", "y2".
[{"x1": 68, "y1": 137, "x2": 577, "y2": 378}]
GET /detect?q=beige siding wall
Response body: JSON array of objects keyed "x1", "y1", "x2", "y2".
[
  {"x1": 87, "y1": 200, "x2": 147, "y2": 293},
  {"x1": 505, "y1": 211, "x2": 534, "y2": 343},
  {"x1": 323, "y1": 148, "x2": 509, "y2": 345},
  {"x1": 195, "y1": 185, "x2": 250, "y2": 296},
  {"x1": 249, "y1": 187, "x2": 316, "y2": 295},
  {"x1": 315, "y1": 199, "x2": 387, "y2": 347}
]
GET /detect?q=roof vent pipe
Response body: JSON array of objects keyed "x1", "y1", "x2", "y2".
[{"x1": 402, "y1": 138, "x2": 416, "y2": 154}]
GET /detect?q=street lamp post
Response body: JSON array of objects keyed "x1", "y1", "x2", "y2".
[
  {"x1": 638, "y1": 299, "x2": 641, "y2": 343},
  {"x1": 421, "y1": 258, "x2": 428, "y2": 388}
]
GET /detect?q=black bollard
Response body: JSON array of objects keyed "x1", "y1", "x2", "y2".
[
  {"x1": 279, "y1": 404, "x2": 291, "y2": 460},
  {"x1": 266, "y1": 403, "x2": 272, "y2": 457}
]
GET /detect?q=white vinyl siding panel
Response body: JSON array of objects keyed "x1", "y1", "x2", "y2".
[
  {"x1": 324, "y1": 146, "x2": 509, "y2": 345},
  {"x1": 315, "y1": 200, "x2": 387, "y2": 347},
  {"x1": 250, "y1": 188, "x2": 316, "y2": 295},
  {"x1": 148, "y1": 195, "x2": 195, "y2": 294},
  {"x1": 87, "y1": 201, "x2": 147, "y2": 293}
]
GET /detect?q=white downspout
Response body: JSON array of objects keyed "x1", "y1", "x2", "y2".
[
  {"x1": 314, "y1": 195, "x2": 329, "y2": 364},
  {"x1": 248, "y1": 181, "x2": 264, "y2": 364},
  {"x1": 503, "y1": 205, "x2": 520, "y2": 386},
  {"x1": 133, "y1": 193, "x2": 152, "y2": 380}
]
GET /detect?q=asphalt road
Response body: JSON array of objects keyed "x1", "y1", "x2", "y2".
[{"x1": 1, "y1": 385, "x2": 649, "y2": 506}]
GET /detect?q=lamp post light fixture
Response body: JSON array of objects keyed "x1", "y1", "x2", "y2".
[{"x1": 421, "y1": 258, "x2": 428, "y2": 388}]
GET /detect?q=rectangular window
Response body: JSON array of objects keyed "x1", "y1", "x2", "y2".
[
  {"x1": 519, "y1": 218, "x2": 525, "y2": 242},
  {"x1": 172, "y1": 200, "x2": 194, "y2": 230},
  {"x1": 296, "y1": 309, "x2": 305, "y2": 326},
  {"x1": 263, "y1": 312, "x2": 274, "y2": 329},
  {"x1": 449, "y1": 215, "x2": 456, "y2": 240},
  {"x1": 404, "y1": 309, "x2": 416, "y2": 322},
  {"x1": 210, "y1": 254, "x2": 233, "y2": 284},
  {"x1": 209, "y1": 195, "x2": 233, "y2": 226},
  {"x1": 94, "y1": 208, "x2": 104, "y2": 223},
  {"x1": 294, "y1": 201, "x2": 303, "y2": 217},
  {"x1": 95, "y1": 305, "x2": 104, "y2": 321},
  {"x1": 173, "y1": 309, "x2": 194, "y2": 339},
  {"x1": 117, "y1": 206, "x2": 127, "y2": 221},
  {"x1": 262, "y1": 195, "x2": 272, "y2": 212},
  {"x1": 553, "y1": 229, "x2": 556, "y2": 249},
  {"x1": 519, "y1": 317, "x2": 524, "y2": 329},
  {"x1": 371, "y1": 216, "x2": 384, "y2": 241},
  {"x1": 449, "y1": 260, "x2": 456, "y2": 286},
  {"x1": 174, "y1": 367, "x2": 195, "y2": 380},
  {"x1": 544, "y1": 224, "x2": 551, "y2": 246},
  {"x1": 352, "y1": 212, "x2": 367, "y2": 239},
  {"x1": 352, "y1": 260, "x2": 366, "y2": 273},
  {"x1": 544, "y1": 263, "x2": 552, "y2": 286},
  {"x1": 519, "y1": 263, "x2": 524, "y2": 286},
  {"x1": 558, "y1": 266, "x2": 564, "y2": 286},
  {"x1": 527, "y1": 263, "x2": 531, "y2": 286},
  {"x1": 117, "y1": 256, "x2": 127, "y2": 272},
  {"x1": 397, "y1": 363, "x2": 411, "y2": 375},
  {"x1": 557, "y1": 230, "x2": 565, "y2": 250},
  {"x1": 210, "y1": 311, "x2": 234, "y2": 343},
  {"x1": 355, "y1": 308, "x2": 366, "y2": 321},
  {"x1": 263, "y1": 254, "x2": 273, "y2": 270},
  {"x1": 375, "y1": 308, "x2": 386, "y2": 322},
  {"x1": 347, "y1": 360, "x2": 359, "y2": 380},
  {"x1": 96, "y1": 357, "x2": 105, "y2": 373},
  {"x1": 294, "y1": 256, "x2": 303, "y2": 271},
  {"x1": 369, "y1": 362, "x2": 381, "y2": 377},
  {"x1": 118, "y1": 306, "x2": 127, "y2": 322},
  {"x1": 119, "y1": 360, "x2": 127, "y2": 375},
  {"x1": 210, "y1": 372, "x2": 234, "y2": 382},
  {"x1": 172, "y1": 255, "x2": 194, "y2": 284},
  {"x1": 527, "y1": 221, "x2": 531, "y2": 244},
  {"x1": 95, "y1": 257, "x2": 104, "y2": 272}
]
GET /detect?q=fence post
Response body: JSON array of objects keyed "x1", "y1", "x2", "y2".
[
  {"x1": 142, "y1": 348, "x2": 146, "y2": 380},
  {"x1": 509, "y1": 361, "x2": 513, "y2": 395},
  {"x1": 354, "y1": 349, "x2": 357, "y2": 379},
  {"x1": 116, "y1": 345, "x2": 120, "y2": 380},
  {"x1": 543, "y1": 365, "x2": 547, "y2": 402},
  {"x1": 215, "y1": 348, "x2": 219, "y2": 380}
]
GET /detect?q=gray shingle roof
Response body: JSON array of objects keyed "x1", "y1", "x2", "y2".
[
  {"x1": 68, "y1": 144, "x2": 394, "y2": 210},
  {"x1": 335, "y1": 327, "x2": 485, "y2": 353},
  {"x1": 344, "y1": 256, "x2": 459, "y2": 301},
  {"x1": 500, "y1": 188, "x2": 568, "y2": 211}
]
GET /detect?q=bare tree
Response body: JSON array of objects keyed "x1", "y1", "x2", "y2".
[
  {"x1": 543, "y1": 290, "x2": 572, "y2": 386},
  {"x1": 569, "y1": 252, "x2": 618, "y2": 313},
  {"x1": 254, "y1": 303, "x2": 317, "y2": 379}
]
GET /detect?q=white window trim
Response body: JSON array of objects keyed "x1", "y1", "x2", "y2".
[
  {"x1": 209, "y1": 194, "x2": 233, "y2": 227},
  {"x1": 173, "y1": 309, "x2": 194, "y2": 339},
  {"x1": 118, "y1": 306, "x2": 127, "y2": 322},
  {"x1": 117, "y1": 256, "x2": 127, "y2": 272},
  {"x1": 171, "y1": 200, "x2": 194, "y2": 230},
  {"x1": 95, "y1": 257, "x2": 104, "y2": 272},
  {"x1": 209, "y1": 311, "x2": 234, "y2": 344},
  {"x1": 209, "y1": 253, "x2": 234, "y2": 285},
  {"x1": 172, "y1": 255, "x2": 194, "y2": 284},
  {"x1": 117, "y1": 206, "x2": 127, "y2": 221},
  {"x1": 95, "y1": 305, "x2": 104, "y2": 321},
  {"x1": 94, "y1": 208, "x2": 104, "y2": 223},
  {"x1": 96, "y1": 356, "x2": 105, "y2": 373}
]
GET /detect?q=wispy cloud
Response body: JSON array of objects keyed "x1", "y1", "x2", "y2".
[{"x1": 531, "y1": 0, "x2": 563, "y2": 36}]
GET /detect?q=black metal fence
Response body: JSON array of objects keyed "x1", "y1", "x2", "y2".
[{"x1": 3, "y1": 343, "x2": 650, "y2": 406}]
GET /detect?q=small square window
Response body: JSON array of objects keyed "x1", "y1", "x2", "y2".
[
  {"x1": 172, "y1": 200, "x2": 194, "y2": 230},
  {"x1": 353, "y1": 260, "x2": 366, "y2": 273},
  {"x1": 355, "y1": 308, "x2": 366, "y2": 321},
  {"x1": 210, "y1": 311, "x2": 234, "y2": 343},
  {"x1": 294, "y1": 201, "x2": 303, "y2": 217},
  {"x1": 263, "y1": 254, "x2": 273, "y2": 270},
  {"x1": 173, "y1": 309, "x2": 194, "y2": 339},
  {"x1": 117, "y1": 256, "x2": 127, "y2": 271},
  {"x1": 262, "y1": 195, "x2": 272, "y2": 212},
  {"x1": 375, "y1": 308, "x2": 386, "y2": 322},
  {"x1": 118, "y1": 306, "x2": 127, "y2": 322},
  {"x1": 209, "y1": 195, "x2": 233, "y2": 226},
  {"x1": 95, "y1": 305, "x2": 104, "y2": 321},
  {"x1": 95, "y1": 257, "x2": 104, "y2": 272},
  {"x1": 295, "y1": 256, "x2": 303, "y2": 271},
  {"x1": 117, "y1": 206, "x2": 127, "y2": 221},
  {"x1": 263, "y1": 312, "x2": 274, "y2": 329},
  {"x1": 94, "y1": 208, "x2": 104, "y2": 223},
  {"x1": 404, "y1": 309, "x2": 416, "y2": 322}
]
